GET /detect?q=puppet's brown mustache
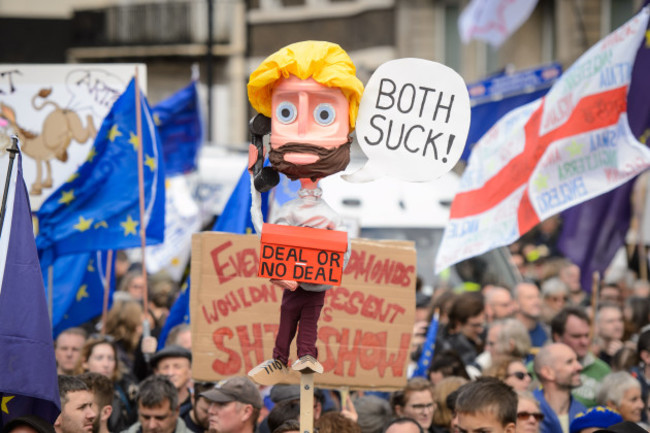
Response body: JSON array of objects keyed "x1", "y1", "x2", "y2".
[{"x1": 268, "y1": 142, "x2": 351, "y2": 181}]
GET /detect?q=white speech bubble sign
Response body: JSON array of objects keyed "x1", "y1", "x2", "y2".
[{"x1": 345, "y1": 58, "x2": 471, "y2": 183}]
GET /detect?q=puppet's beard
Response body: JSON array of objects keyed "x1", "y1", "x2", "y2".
[{"x1": 268, "y1": 141, "x2": 351, "y2": 181}]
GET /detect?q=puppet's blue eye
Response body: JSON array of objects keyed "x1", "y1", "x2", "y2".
[
  {"x1": 313, "y1": 104, "x2": 335, "y2": 126},
  {"x1": 276, "y1": 102, "x2": 297, "y2": 124}
]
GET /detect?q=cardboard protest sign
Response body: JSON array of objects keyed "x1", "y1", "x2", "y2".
[
  {"x1": 346, "y1": 58, "x2": 470, "y2": 183},
  {"x1": 0, "y1": 64, "x2": 146, "y2": 209},
  {"x1": 191, "y1": 232, "x2": 416, "y2": 390}
]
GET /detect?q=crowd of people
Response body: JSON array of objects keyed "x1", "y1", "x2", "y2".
[{"x1": 4, "y1": 218, "x2": 650, "y2": 433}]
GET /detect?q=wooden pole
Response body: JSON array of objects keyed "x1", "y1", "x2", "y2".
[
  {"x1": 134, "y1": 69, "x2": 149, "y2": 312},
  {"x1": 100, "y1": 250, "x2": 113, "y2": 336},
  {"x1": 589, "y1": 271, "x2": 600, "y2": 341},
  {"x1": 300, "y1": 373, "x2": 315, "y2": 433}
]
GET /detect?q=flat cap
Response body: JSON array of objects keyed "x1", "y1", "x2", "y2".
[{"x1": 150, "y1": 344, "x2": 192, "y2": 369}]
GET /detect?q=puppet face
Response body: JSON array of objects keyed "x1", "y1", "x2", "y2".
[{"x1": 269, "y1": 76, "x2": 351, "y2": 179}]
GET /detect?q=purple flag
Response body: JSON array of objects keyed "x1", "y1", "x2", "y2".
[
  {"x1": 558, "y1": 10, "x2": 650, "y2": 291},
  {"x1": 0, "y1": 150, "x2": 60, "y2": 426}
]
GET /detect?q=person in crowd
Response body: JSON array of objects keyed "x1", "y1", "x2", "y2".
[
  {"x1": 558, "y1": 262, "x2": 586, "y2": 307},
  {"x1": 118, "y1": 271, "x2": 147, "y2": 303},
  {"x1": 596, "y1": 371, "x2": 644, "y2": 423},
  {"x1": 598, "y1": 284, "x2": 622, "y2": 309},
  {"x1": 202, "y1": 376, "x2": 262, "y2": 433},
  {"x1": 259, "y1": 384, "x2": 325, "y2": 433},
  {"x1": 550, "y1": 307, "x2": 611, "y2": 407},
  {"x1": 532, "y1": 343, "x2": 586, "y2": 433},
  {"x1": 629, "y1": 329, "x2": 650, "y2": 414},
  {"x1": 75, "y1": 336, "x2": 138, "y2": 433},
  {"x1": 266, "y1": 400, "x2": 300, "y2": 433},
  {"x1": 314, "y1": 411, "x2": 361, "y2": 433},
  {"x1": 623, "y1": 296, "x2": 650, "y2": 341},
  {"x1": 594, "y1": 304, "x2": 625, "y2": 364},
  {"x1": 270, "y1": 420, "x2": 300, "y2": 433},
  {"x1": 383, "y1": 418, "x2": 424, "y2": 433},
  {"x1": 147, "y1": 275, "x2": 175, "y2": 338},
  {"x1": 540, "y1": 278, "x2": 569, "y2": 325},
  {"x1": 390, "y1": 378, "x2": 435, "y2": 433},
  {"x1": 568, "y1": 406, "x2": 622, "y2": 433},
  {"x1": 1, "y1": 415, "x2": 55, "y2": 433},
  {"x1": 150, "y1": 345, "x2": 193, "y2": 416},
  {"x1": 78, "y1": 372, "x2": 114, "y2": 433},
  {"x1": 514, "y1": 282, "x2": 548, "y2": 350},
  {"x1": 484, "y1": 356, "x2": 532, "y2": 392},
  {"x1": 484, "y1": 286, "x2": 516, "y2": 324},
  {"x1": 55, "y1": 375, "x2": 98, "y2": 433},
  {"x1": 123, "y1": 375, "x2": 188, "y2": 433},
  {"x1": 114, "y1": 251, "x2": 131, "y2": 290},
  {"x1": 454, "y1": 377, "x2": 517, "y2": 433},
  {"x1": 104, "y1": 297, "x2": 156, "y2": 381},
  {"x1": 354, "y1": 395, "x2": 393, "y2": 433},
  {"x1": 438, "y1": 292, "x2": 486, "y2": 367},
  {"x1": 427, "y1": 351, "x2": 470, "y2": 385},
  {"x1": 431, "y1": 376, "x2": 468, "y2": 433},
  {"x1": 182, "y1": 381, "x2": 213, "y2": 433},
  {"x1": 476, "y1": 318, "x2": 532, "y2": 376},
  {"x1": 55, "y1": 328, "x2": 88, "y2": 375},
  {"x1": 165, "y1": 324, "x2": 192, "y2": 350},
  {"x1": 516, "y1": 392, "x2": 543, "y2": 433}
]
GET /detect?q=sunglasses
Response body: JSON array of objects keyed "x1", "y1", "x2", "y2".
[
  {"x1": 508, "y1": 371, "x2": 533, "y2": 380},
  {"x1": 517, "y1": 412, "x2": 544, "y2": 422}
]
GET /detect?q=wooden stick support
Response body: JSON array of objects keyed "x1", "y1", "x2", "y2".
[{"x1": 300, "y1": 372, "x2": 315, "y2": 433}]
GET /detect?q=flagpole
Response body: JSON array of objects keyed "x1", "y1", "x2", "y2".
[
  {"x1": 101, "y1": 250, "x2": 113, "y2": 336},
  {"x1": 48, "y1": 265, "x2": 53, "y2": 322},
  {"x1": 134, "y1": 68, "x2": 151, "y2": 346},
  {"x1": 0, "y1": 136, "x2": 19, "y2": 238}
]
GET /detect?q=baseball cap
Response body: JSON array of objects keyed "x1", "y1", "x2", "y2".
[{"x1": 201, "y1": 377, "x2": 262, "y2": 409}]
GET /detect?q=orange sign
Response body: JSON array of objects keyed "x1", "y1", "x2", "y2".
[{"x1": 258, "y1": 223, "x2": 347, "y2": 285}]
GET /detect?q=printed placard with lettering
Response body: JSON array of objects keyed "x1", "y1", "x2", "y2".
[
  {"x1": 190, "y1": 232, "x2": 416, "y2": 390},
  {"x1": 345, "y1": 58, "x2": 471, "y2": 183}
]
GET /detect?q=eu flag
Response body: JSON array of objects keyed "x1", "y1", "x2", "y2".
[
  {"x1": 0, "y1": 150, "x2": 60, "y2": 426},
  {"x1": 152, "y1": 81, "x2": 203, "y2": 176},
  {"x1": 411, "y1": 310, "x2": 440, "y2": 378},
  {"x1": 50, "y1": 250, "x2": 115, "y2": 338},
  {"x1": 36, "y1": 78, "x2": 166, "y2": 265}
]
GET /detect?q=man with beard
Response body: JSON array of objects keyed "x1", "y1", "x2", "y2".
[
  {"x1": 78, "y1": 372, "x2": 114, "y2": 433},
  {"x1": 55, "y1": 375, "x2": 98, "y2": 433},
  {"x1": 533, "y1": 343, "x2": 586, "y2": 433},
  {"x1": 246, "y1": 41, "x2": 364, "y2": 383},
  {"x1": 550, "y1": 307, "x2": 611, "y2": 408},
  {"x1": 181, "y1": 382, "x2": 213, "y2": 433}
]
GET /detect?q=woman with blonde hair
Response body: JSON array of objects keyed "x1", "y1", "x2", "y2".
[
  {"x1": 430, "y1": 376, "x2": 467, "y2": 433},
  {"x1": 483, "y1": 355, "x2": 532, "y2": 392},
  {"x1": 104, "y1": 298, "x2": 147, "y2": 377},
  {"x1": 391, "y1": 377, "x2": 435, "y2": 432}
]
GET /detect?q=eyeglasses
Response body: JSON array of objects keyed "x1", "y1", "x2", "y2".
[
  {"x1": 408, "y1": 403, "x2": 435, "y2": 413},
  {"x1": 507, "y1": 371, "x2": 532, "y2": 380},
  {"x1": 517, "y1": 412, "x2": 544, "y2": 422}
]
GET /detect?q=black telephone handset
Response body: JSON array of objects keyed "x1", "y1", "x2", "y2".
[{"x1": 249, "y1": 114, "x2": 279, "y2": 193}]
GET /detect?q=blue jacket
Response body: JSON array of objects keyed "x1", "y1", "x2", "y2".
[{"x1": 533, "y1": 388, "x2": 586, "y2": 433}]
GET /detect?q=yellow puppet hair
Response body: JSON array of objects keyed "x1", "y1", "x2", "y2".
[{"x1": 247, "y1": 41, "x2": 364, "y2": 129}]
